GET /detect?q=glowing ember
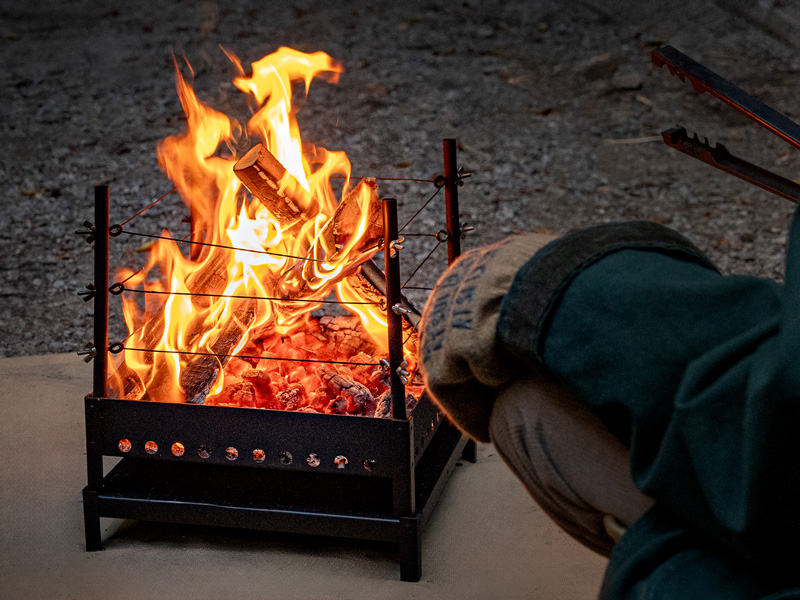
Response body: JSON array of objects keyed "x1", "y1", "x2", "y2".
[{"x1": 108, "y1": 47, "x2": 421, "y2": 415}]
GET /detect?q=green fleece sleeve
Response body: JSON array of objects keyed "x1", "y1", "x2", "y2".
[{"x1": 500, "y1": 213, "x2": 800, "y2": 578}]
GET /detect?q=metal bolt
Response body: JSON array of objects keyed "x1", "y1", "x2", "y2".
[
  {"x1": 391, "y1": 303, "x2": 411, "y2": 316},
  {"x1": 77, "y1": 343, "x2": 96, "y2": 363},
  {"x1": 388, "y1": 237, "x2": 405, "y2": 258}
]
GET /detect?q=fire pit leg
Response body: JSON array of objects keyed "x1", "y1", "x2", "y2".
[
  {"x1": 399, "y1": 516, "x2": 422, "y2": 582},
  {"x1": 83, "y1": 185, "x2": 109, "y2": 552},
  {"x1": 82, "y1": 489, "x2": 102, "y2": 551}
]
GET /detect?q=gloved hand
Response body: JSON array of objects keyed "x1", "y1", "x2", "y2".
[{"x1": 419, "y1": 232, "x2": 556, "y2": 442}]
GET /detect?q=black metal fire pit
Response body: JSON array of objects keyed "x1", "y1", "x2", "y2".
[{"x1": 80, "y1": 139, "x2": 476, "y2": 582}]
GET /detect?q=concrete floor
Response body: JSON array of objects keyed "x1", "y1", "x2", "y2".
[{"x1": 0, "y1": 353, "x2": 606, "y2": 600}]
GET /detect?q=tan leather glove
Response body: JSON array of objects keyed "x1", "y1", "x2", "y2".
[{"x1": 418, "y1": 232, "x2": 556, "y2": 442}]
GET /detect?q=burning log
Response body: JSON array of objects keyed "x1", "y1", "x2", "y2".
[
  {"x1": 374, "y1": 390, "x2": 419, "y2": 419},
  {"x1": 178, "y1": 297, "x2": 257, "y2": 404},
  {"x1": 318, "y1": 365, "x2": 374, "y2": 415},
  {"x1": 319, "y1": 179, "x2": 383, "y2": 260},
  {"x1": 233, "y1": 143, "x2": 311, "y2": 227},
  {"x1": 348, "y1": 259, "x2": 421, "y2": 329},
  {"x1": 319, "y1": 315, "x2": 377, "y2": 356},
  {"x1": 110, "y1": 250, "x2": 238, "y2": 400}
]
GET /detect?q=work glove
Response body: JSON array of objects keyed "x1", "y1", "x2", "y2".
[{"x1": 419, "y1": 232, "x2": 556, "y2": 442}]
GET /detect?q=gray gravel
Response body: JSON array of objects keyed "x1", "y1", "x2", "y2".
[{"x1": 2, "y1": 0, "x2": 800, "y2": 357}]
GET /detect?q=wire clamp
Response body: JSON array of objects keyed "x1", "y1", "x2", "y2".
[
  {"x1": 435, "y1": 229, "x2": 449, "y2": 243},
  {"x1": 109, "y1": 224, "x2": 123, "y2": 237},
  {"x1": 77, "y1": 343, "x2": 97, "y2": 363},
  {"x1": 109, "y1": 342, "x2": 124, "y2": 354},
  {"x1": 75, "y1": 221, "x2": 96, "y2": 244},
  {"x1": 396, "y1": 360, "x2": 410, "y2": 385},
  {"x1": 456, "y1": 166, "x2": 472, "y2": 186},
  {"x1": 77, "y1": 284, "x2": 96, "y2": 302},
  {"x1": 109, "y1": 283, "x2": 124, "y2": 295},
  {"x1": 391, "y1": 303, "x2": 412, "y2": 316},
  {"x1": 388, "y1": 237, "x2": 405, "y2": 258}
]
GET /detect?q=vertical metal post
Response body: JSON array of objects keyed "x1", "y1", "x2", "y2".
[
  {"x1": 93, "y1": 185, "x2": 109, "y2": 398},
  {"x1": 383, "y1": 198, "x2": 406, "y2": 419},
  {"x1": 442, "y1": 139, "x2": 461, "y2": 265},
  {"x1": 442, "y1": 142, "x2": 478, "y2": 463},
  {"x1": 85, "y1": 185, "x2": 109, "y2": 551}
]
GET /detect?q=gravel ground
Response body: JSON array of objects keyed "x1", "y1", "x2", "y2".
[{"x1": 2, "y1": 0, "x2": 800, "y2": 357}]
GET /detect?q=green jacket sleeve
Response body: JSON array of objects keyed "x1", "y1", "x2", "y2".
[{"x1": 497, "y1": 216, "x2": 800, "y2": 597}]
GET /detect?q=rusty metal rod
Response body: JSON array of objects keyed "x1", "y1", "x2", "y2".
[
  {"x1": 383, "y1": 198, "x2": 406, "y2": 419},
  {"x1": 443, "y1": 139, "x2": 461, "y2": 264},
  {"x1": 93, "y1": 186, "x2": 109, "y2": 398}
]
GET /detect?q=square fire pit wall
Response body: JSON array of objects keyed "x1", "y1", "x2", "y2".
[{"x1": 80, "y1": 139, "x2": 477, "y2": 582}]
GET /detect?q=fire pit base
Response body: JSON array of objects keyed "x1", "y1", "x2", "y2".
[{"x1": 82, "y1": 395, "x2": 472, "y2": 582}]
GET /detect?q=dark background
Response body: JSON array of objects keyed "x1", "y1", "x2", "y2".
[{"x1": 2, "y1": 0, "x2": 799, "y2": 357}]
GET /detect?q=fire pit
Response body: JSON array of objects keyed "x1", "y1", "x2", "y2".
[{"x1": 78, "y1": 47, "x2": 475, "y2": 581}]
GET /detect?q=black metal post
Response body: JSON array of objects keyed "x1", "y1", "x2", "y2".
[
  {"x1": 383, "y1": 198, "x2": 406, "y2": 419},
  {"x1": 93, "y1": 185, "x2": 109, "y2": 398},
  {"x1": 442, "y1": 139, "x2": 461, "y2": 265},
  {"x1": 85, "y1": 185, "x2": 110, "y2": 551}
]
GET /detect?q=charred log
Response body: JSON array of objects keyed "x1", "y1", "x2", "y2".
[
  {"x1": 318, "y1": 365, "x2": 374, "y2": 415},
  {"x1": 178, "y1": 298, "x2": 257, "y2": 404}
]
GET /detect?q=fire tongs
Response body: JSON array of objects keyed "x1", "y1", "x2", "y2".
[{"x1": 652, "y1": 45, "x2": 800, "y2": 204}]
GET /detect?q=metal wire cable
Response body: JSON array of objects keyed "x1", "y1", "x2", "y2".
[
  {"x1": 117, "y1": 286, "x2": 380, "y2": 305},
  {"x1": 330, "y1": 175, "x2": 435, "y2": 183},
  {"x1": 120, "y1": 345, "x2": 379, "y2": 367},
  {"x1": 119, "y1": 188, "x2": 178, "y2": 227},
  {"x1": 402, "y1": 241, "x2": 442, "y2": 289},
  {"x1": 398, "y1": 185, "x2": 441, "y2": 233},
  {"x1": 119, "y1": 229, "x2": 326, "y2": 263}
]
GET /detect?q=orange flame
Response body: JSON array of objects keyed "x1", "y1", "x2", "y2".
[{"x1": 109, "y1": 47, "x2": 414, "y2": 408}]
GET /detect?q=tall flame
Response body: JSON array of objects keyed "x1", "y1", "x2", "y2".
[
  {"x1": 109, "y1": 47, "x2": 413, "y2": 407},
  {"x1": 110, "y1": 48, "x2": 418, "y2": 405}
]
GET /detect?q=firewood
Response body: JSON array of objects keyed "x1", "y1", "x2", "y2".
[
  {"x1": 318, "y1": 365, "x2": 374, "y2": 414},
  {"x1": 347, "y1": 259, "x2": 421, "y2": 329},
  {"x1": 319, "y1": 178, "x2": 382, "y2": 260},
  {"x1": 178, "y1": 297, "x2": 257, "y2": 404},
  {"x1": 277, "y1": 383, "x2": 306, "y2": 411},
  {"x1": 318, "y1": 315, "x2": 376, "y2": 356},
  {"x1": 374, "y1": 390, "x2": 418, "y2": 419},
  {"x1": 233, "y1": 143, "x2": 311, "y2": 226},
  {"x1": 109, "y1": 249, "x2": 238, "y2": 399}
]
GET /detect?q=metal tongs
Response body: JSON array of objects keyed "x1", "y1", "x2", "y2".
[{"x1": 652, "y1": 45, "x2": 800, "y2": 204}]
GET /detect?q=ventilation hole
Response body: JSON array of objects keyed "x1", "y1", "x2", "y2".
[
  {"x1": 144, "y1": 441, "x2": 158, "y2": 455},
  {"x1": 118, "y1": 439, "x2": 132, "y2": 453},
  {"x1": 171, "y1": 442, "x2": 185, "y2": 457},
  {"x1": 198, "y1": 445, "x2": 211, "y2": 459},
  {"x1": 307, "y1": 453, "x2": 320, "y2": 467},
  {"x1": 363, "y1": 459, "x2": 376, "y2": 471},
  {"x1": 253, "y1": 449, "x2": 266, "y2": 463},
  {"x1": 334, "y1": 455, "x2": 348, "y2": 469},
  {"x1": 280, "y1": 451, "x2": 292, "y2": 465},
  {"x1": 225, "y1": 447, "x2": 238, "y2": 461}
]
